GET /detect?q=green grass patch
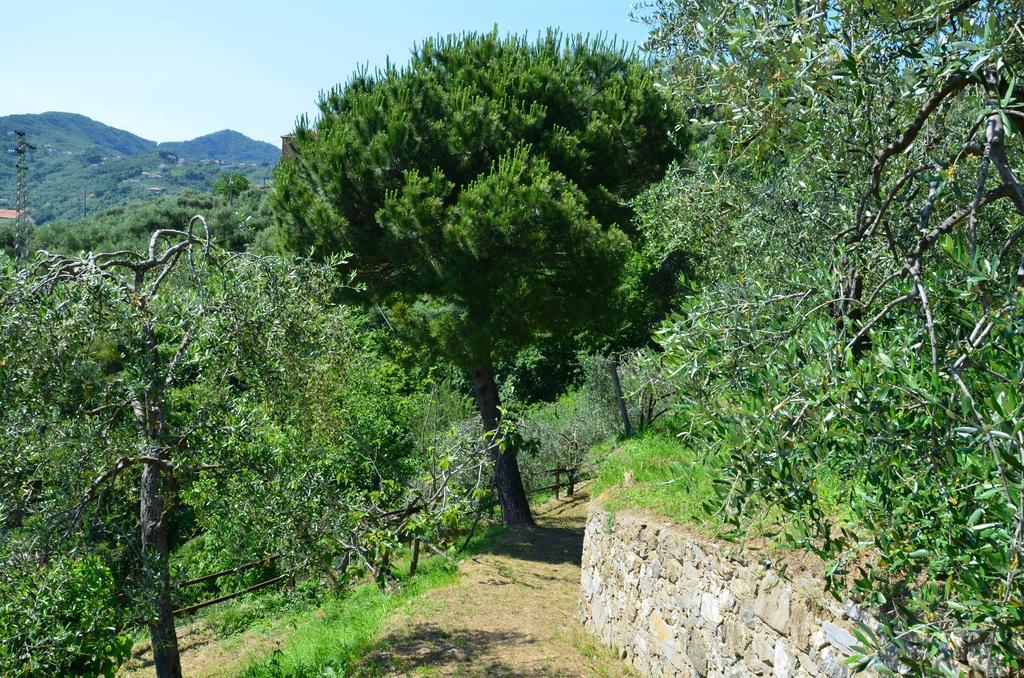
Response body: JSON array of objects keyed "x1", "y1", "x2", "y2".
[
  {"x1": 237, "y1": 526, "x2": 504, "y2": 677},
  {"x1": 589, "y1": 432, "x2": 726, "y2": 531},
  {"x1": 588, "y1": 431, "x2": 855, "y2": 544},
  {"x1": 200, "y1": 590, "x2": 311, "y2": 639}
]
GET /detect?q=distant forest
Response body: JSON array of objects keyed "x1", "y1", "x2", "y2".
[{"x1": 0, "y1": 112, "x2": 278, "y2": 223}]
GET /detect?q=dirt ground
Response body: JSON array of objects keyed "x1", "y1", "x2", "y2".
[
  {"x1": 119, "y1": 620, "x2": 289, "y2": 678},
  {"x1": 356, "y1": 484, "x2": 633, "y2": 677}
]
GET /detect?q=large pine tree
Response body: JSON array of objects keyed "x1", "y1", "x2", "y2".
[{"x1": 273, "y1": 30, "x2": 685, "y2": 524}]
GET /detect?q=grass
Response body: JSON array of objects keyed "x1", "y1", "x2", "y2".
[
  {"x1": 236, "y1": 525, "x2": 504, "y2": 677},
  {"x1": 588, "y1": 431, "x2": 727, "y2": 532},
  {"x1": 588, "y1": 430, "x2": 856, "y2": 547}
]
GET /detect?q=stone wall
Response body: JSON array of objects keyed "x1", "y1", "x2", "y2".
[{"x1": 579, "y1": 507, "x2": 895, "y2": 677}]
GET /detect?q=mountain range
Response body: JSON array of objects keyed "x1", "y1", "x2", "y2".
[{"x1": 0, "y1": 112, "x2": 280, "y2": 224}]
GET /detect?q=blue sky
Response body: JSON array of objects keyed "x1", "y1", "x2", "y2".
[{"x1": 6, "y1": 1, "x2": 650, "y2": 145}]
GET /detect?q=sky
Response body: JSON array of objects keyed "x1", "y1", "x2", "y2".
[{"x1": 6, "y1": 1, "x2": 651, "y2": 146}]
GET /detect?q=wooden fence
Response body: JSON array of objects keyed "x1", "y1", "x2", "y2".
[
  {"x1": 172, "y1": 554, "x2": 287, "y2": 617},
  {"x1": 533, "y1": 467, "x2": 583, "y2": 499},
  {"x1": 173, "y1": 466, "x2": 588, "y2": 616}
]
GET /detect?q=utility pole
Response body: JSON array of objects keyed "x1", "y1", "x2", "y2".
[{"x1": 14, "y1": 131, "x2": 36, "y2": 260}]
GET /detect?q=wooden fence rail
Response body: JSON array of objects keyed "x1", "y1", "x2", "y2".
[
  {"x1": 178, "y1": 554, "x2": 280, "y2": 589},
  {"x1": 173, "y1": 573, "x2": 291, "y2": 617},
  {"x1": 173, "y1": 468, "x2": 588, "y2": 616}
]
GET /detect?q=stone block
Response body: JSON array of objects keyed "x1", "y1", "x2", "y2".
[
  {"x1": 790, "y1": 600, "x2": 812, "y2": 649},
  {"x1": 719, "y1": 587, "x2": 737, "y2": 613},
  {"x1": 797, "y1": 651, "x2": 816, "y2": 674},
  {"x1": 724, "y1": 618, "x2": 750, "y2": 657},
  {"x1": 820, "y1": 621, "x2": 858, "y2": 655},
  {"x1": 730, "y1": 576, "x2": 755, "y2": 602},
  {"x1": 740, "y1": 603, "x2": 758, "y2": 628},
  {"x1": 650, "y1": 609, "x2": 674, "y2": 644},
  {"x1": 701, "y1": 591, "x2": 722, "y2": 626},
  {"x1": 752, "y1": 634, "x2": 775, "y2": 665},
  {"x1": 772, "y1": 639, "x2": 793, "y2": 678},
  {"x1": 817, "y1": 646, "x2": 851, "y2": 678},
  {"x1": 743, "y1": 653, "x2": 771, "y2": 676},
  {"x1": 664, "y1": 558, "x2": 681, "y2": 584},
  {"x1": 754, "y1": 574, "x2": 792, "y2": 635},
  {"x1": 687, "y1": 634, "x2": 709, "y2": 677}
]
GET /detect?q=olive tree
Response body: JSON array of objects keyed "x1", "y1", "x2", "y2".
[
  {"x1": 0, "y1": 227, "x2": 346, "y2": 677},
  {"x1": 643, "y1": 0, "x2": 1024, "y2": 670}
]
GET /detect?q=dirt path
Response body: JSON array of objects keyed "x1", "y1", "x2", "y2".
[{"x1": 357, "y1": 485, "x2": 632, "y2": 677}]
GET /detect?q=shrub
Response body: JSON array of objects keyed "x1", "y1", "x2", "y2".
[{"x1": 0, "y1": 554, "x2": 131, "y2": 677}]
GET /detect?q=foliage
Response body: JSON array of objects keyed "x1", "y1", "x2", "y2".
[
  {"x1": 272, "y1": 29, "x2": 687, "y2": 525},
  {"x1": 0, "y1": 553, "x2": 131, "y2": 677},
  {"x1": 213, "y1": 172, "x2": 252, "y2": 201},
  {"x1": 237, "y1": 524, "x2": 502, "y2": 678},
  {"x1": 589, "y1": 432, "x2": 727, "y2": 531},
  {"x1": 518, "y1": 378, "x2": 621, "y2": 491},
  {"x1": 0, "y1": 229, "x2": 489, "y2": 674},
  {"x1": 497, "y1": 336, "x2": 582, "y2": 406},
  {"x1": 238, "y1": 569, "x2": 449, "y2": 677},
  {"x1": 272, "y1": 28, "x2": 685, "y2": 370},
  {"x1": 641, "y1": 0, "x2": 1024, "y2": 671},
  {"x1": 26, "y1": 187, "x2": 275, "y2": 255}
]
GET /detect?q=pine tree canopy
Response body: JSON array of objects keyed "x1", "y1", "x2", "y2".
[{"x1": 272, "y1": 29, "x2": 686, "y2": 367}]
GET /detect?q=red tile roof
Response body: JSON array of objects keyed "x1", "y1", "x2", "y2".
[{"x1": 0, "y1": 209, "x2": 19, "y2": 220}]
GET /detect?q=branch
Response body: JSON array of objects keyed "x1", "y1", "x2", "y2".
[
  {"x1": 867, "y1": 74, "x2": 973, "y2": 200},
  {"x1": 843, "y1": 293, "x2": 912, "y2": 355},
  {"x1": 908, "y1": 184, "x2": 1016, "y2": 261}
]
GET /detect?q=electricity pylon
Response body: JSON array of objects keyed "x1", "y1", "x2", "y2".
[{"x1": 14, "y1": 131, "x2": 36, "y2": 260}]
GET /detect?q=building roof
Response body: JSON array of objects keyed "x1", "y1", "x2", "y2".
[{"x1": 0, "y1": 208, "x2": 19, "y2": 220}]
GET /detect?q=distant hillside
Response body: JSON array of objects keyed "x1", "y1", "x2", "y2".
[
  {"x1": 158, "y1": 130, "x2": 279, "y2": 165},
  {"x1": 0, "y1": 112, "x2": 279, "y2": 224},
  {"x1": 0, "y1": 112, "x2": 155, "y2": 156}
]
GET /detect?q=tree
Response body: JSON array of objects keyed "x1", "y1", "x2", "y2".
[
  {"x1": 272, "y1": 30, "x2": 685, "y2": 524},
  {"x1": 641, "y1": 0, "x2": 1024, "y2": 669},
  {"x1": 212, "y1": 172, "x2": 251, "y2": 202},
  {"x1": 1, "y1": 221, "x2": 215, "y2": 678}
]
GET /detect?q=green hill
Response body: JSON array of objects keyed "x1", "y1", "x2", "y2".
[
  {"x1": 0, "y1": 112, "x2": 279, "y2": 224},
  {"x1": 158, "y1": 129, "x2": 280, "y2": 164},
  {"x1": 0, "y1": 112, "x2": 155, "y2": 156}
]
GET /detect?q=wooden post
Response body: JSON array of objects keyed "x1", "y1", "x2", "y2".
[
  {"x1": 409, "y1": 538, "x2": 420, "y2": 577},
  {"x1": 554, "y1": 469, "x2": 561, "y2": 499},
  {"x1": 567, "y1": 469, "x2": 576, "y2": 496},
  {"x1": 610, "y1": 358, "x2": 633, "y2": 438}
]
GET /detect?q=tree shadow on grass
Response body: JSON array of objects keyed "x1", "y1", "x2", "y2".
[{"x1": 356, "y1": 624, "x2": 539, "y2": 677}]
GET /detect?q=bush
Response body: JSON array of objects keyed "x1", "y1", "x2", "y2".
[
  {"x1": 517, "y1": 353, "x2": 624, "y2": 491},
  {"x1": 0, "y1": 555, "x2": 131, "y2": 677}
]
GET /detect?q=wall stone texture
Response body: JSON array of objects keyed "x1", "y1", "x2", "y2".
[{"x1": 579, "y1": 506, "x2": 990, "y2": 677}]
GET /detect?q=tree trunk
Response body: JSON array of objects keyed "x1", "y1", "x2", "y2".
[
  {"x1": 138, "y1": 320, "x2": 182, "y2": 678},
  {"x1": 140, "y1": 449, "x2": 182, "y2": 678},
  {"x1": 471, "y1": 363, "x2": 533, "y2": 525},
  {"x1": 610, "y1": 359, "x2": 633, "y2": 437}
]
